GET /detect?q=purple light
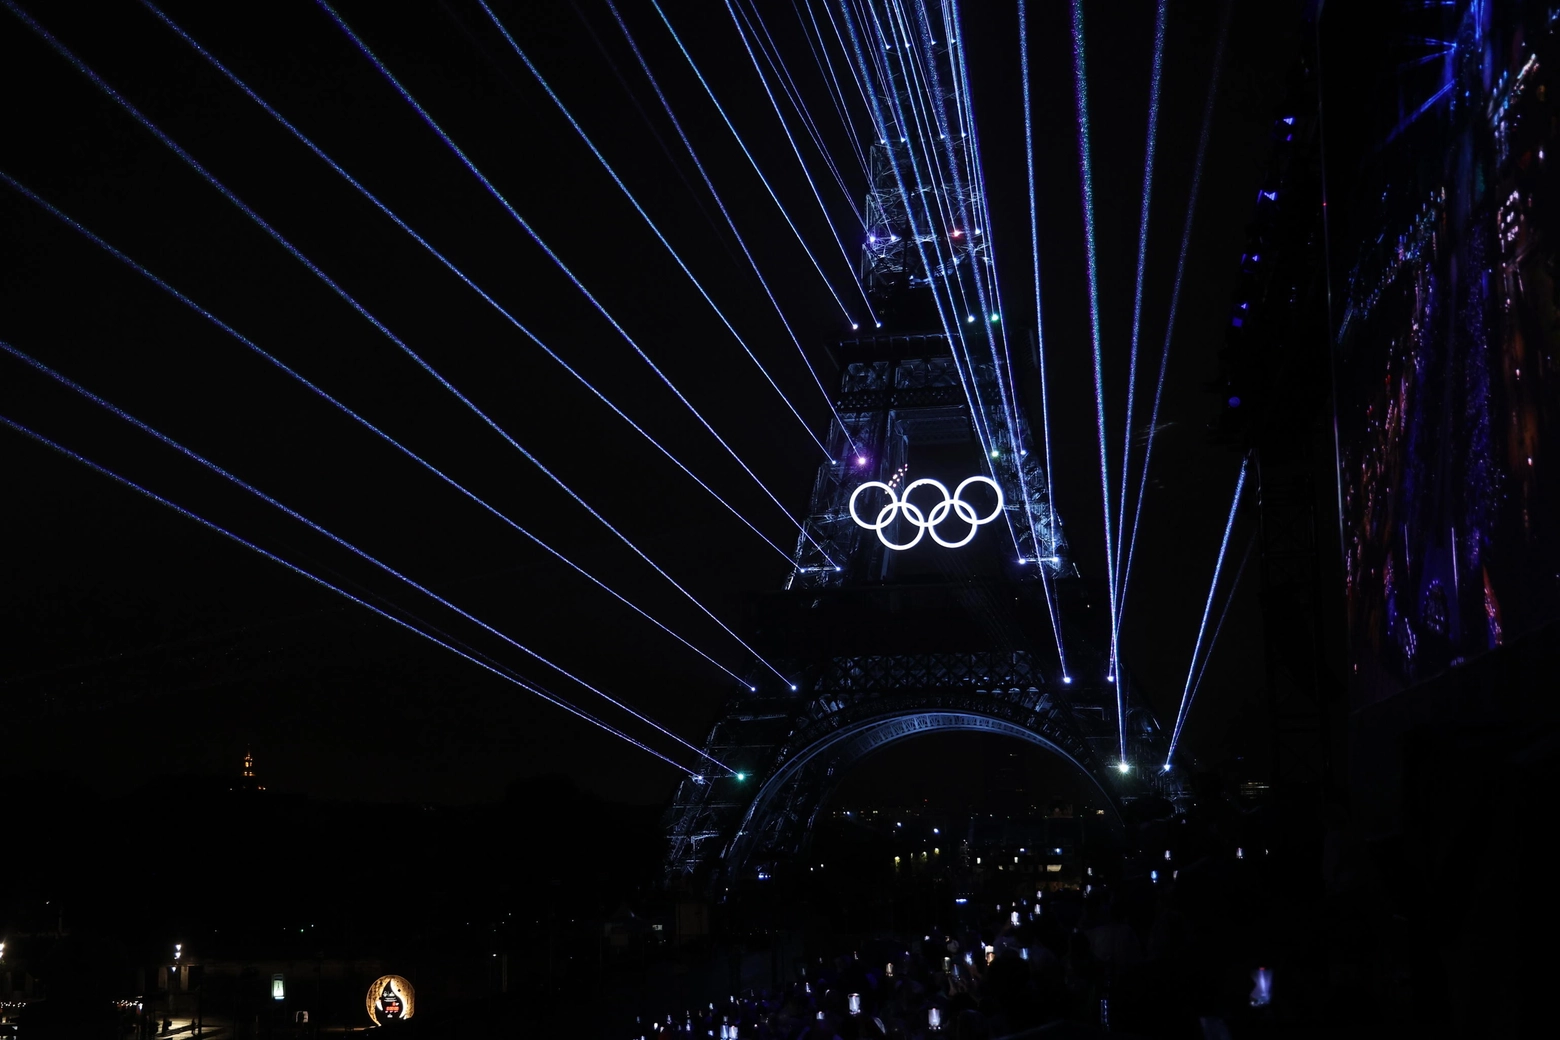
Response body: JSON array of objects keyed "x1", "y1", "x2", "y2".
[
  {"x1": 1228, "y1": 396, "x2": 1241, "y2": 408},
  {"x1": 856, "y1": 455, "x2": 867, "y2": 466}
]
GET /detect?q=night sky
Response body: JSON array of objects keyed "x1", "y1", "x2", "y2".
[{"x1": 0, "y1": 0, "x2": 1304, "y2": 806}]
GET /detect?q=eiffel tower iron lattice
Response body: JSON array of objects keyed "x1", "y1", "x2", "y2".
[{"x1": 661, "y1": 0, "x2": 1176, "y2": 887}]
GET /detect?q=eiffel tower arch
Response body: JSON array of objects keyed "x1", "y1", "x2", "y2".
[{"x1": 662, "y1": 1, "x2": 1175, "y2": 888}]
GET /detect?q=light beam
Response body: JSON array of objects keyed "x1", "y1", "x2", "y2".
[
  {"x1": 0, "y1": 414, "x2": 703, "y2": 779},
  {"x1": 314, "y1": 1, "x2": 832, "y2": 573},
  {"x1": 0, "y1": 169, "x2": 753, "y2": 688},
  {"x1": 1070, "y1": 0, "x2": 1124, "y2": 757},
  {"x1": 1165, "y1": 456, "x2": 1248, "y2": 764},
  {"x1": 1, "y1": 339, "x2": 732, "y2": 773},
  {"x1": 1119, "y1": 0, "x2": 1231, "y2": 632},
  {"x1": 473, "y1": 0, "x2": 835, "y2": 459},
  {"x1": 139, "y1": 0, "x2": 808, "y2": 569},
  {"x1": 649, "y1": 0, "x2": 867, "y2": 328},
  {"x1": 1114, "y1": 0, "x2": 1168, "y2": 646},
  {"x1": 1018, "y1": 0, "x2": 1069, "y2": 678}
]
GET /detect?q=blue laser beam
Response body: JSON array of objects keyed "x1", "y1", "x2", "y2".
[
  {"x1": 1070, "y1": 0, "x2": 1123, "y2": 752},
  {"x1": 736, "y1": 0, "x2": 864, "y2": 223},
  {"x1": 894, "y1": 0, "x2": 1020, "y2": 477},
  {"x1": 818, "y1": 0, "x2": 887, "y2": 145},
  {"x1": 1115, "y1": 0, "x2": 1168, "y2": 644},
  {"x1": 1180, "y1": 531, "x2": 1257, "y2": 749},
  {"x1": 846, "y1": 0, "x2": 1024, "y2": 563},
  {"x1": 473, "y1": 0, "x2": 834, "y2": 461},
  {"x1": 1, "y1": 339, "x2": 732, "y2": 773},
  {"x1": 1119, "y1": 1, "x2": 1231, "y2": 633},
  {"x1": 895, "y1": 0, "x2": 1037, "y2": 568},
  {"x1": 718, "y1": 0, "x2": 878, "y2": 325},
  {"x1": 851, "y1": 0, "x2": 995, "y2": 460},
  {"x1": 0, "y1": 168, "x2": 752, "y2": 689},
  {"x1": 600, "y1": 0, "x2": 856, "y2": 451},
  {"x1": 878, "y1": 6, "x2": 984, "y2": 351},
  {"x1": 138, "y1": 0, "x2": 805, "y2": 570},
  {"x1": 1165, "y1": 456, "x2": 1248, "y2": 764},
  {"x1": 11, "y1": 0, "x2": 792, "y2": 686},
  {"x1": 0, "y1": 414, "x2": 704, "y2": 779},
  {"x1": 648, "y1": 0, "x2": 865, "y2": 329},
  {"x1": 841, "y1": 0, "x2": 978, "y2": 437},
  {"x1": 313, "y1": 1, "x2": 831, "y2": 578},
  {"x1": 793, "y1": 0, "x2": 871, "y2": 176},
  {"x1": 1018, "y1": 0, "x2": 1068, "y2": 679},
  {"x1": 941, "y1": 0, "x2": 1023, "y2": 443}
]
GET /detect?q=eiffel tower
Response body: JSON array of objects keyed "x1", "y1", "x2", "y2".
[{"x1": 662, "y1": 1, "x2": 1173, "y2": 887}]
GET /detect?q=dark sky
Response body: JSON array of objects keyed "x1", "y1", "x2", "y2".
[{"x1": 0, "y1": 0, "x2": 1303, "y2": 805}]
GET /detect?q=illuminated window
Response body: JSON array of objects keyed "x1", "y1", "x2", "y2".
[
  {"x1": 271, "y1": 975, "x2": 285, "y2": 1001},
  {"x1": 1045, "y1": 864, "x2": 1062, "y2": 873}
]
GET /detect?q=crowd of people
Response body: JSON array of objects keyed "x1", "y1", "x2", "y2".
[{"x1": 630, "y1": 868, "x2": 1269, "y2": 1039}]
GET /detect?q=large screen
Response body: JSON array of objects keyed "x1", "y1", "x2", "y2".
[{"x1": 1336, "y1": 3, "x2": 1560, "y2": 705}]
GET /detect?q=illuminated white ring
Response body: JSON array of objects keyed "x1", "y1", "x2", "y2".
[
  {"x1": 848, "y1": 475, "x2": 1004, "y2": 550},
  {"x1": 849, "y1": 481, "x2": 898, "y2": 531},
  {"x1": 849, "y1": 482, "x2": 929, "y2": 550}
]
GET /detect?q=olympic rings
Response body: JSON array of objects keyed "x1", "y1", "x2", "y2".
[{"x1": 848, "y1": 475, "x2": 1004, "y2": 550}]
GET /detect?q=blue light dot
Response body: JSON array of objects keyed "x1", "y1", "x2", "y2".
[{"x1": 1228, "y1": 396, "x2": 1241, "y2": 408}]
